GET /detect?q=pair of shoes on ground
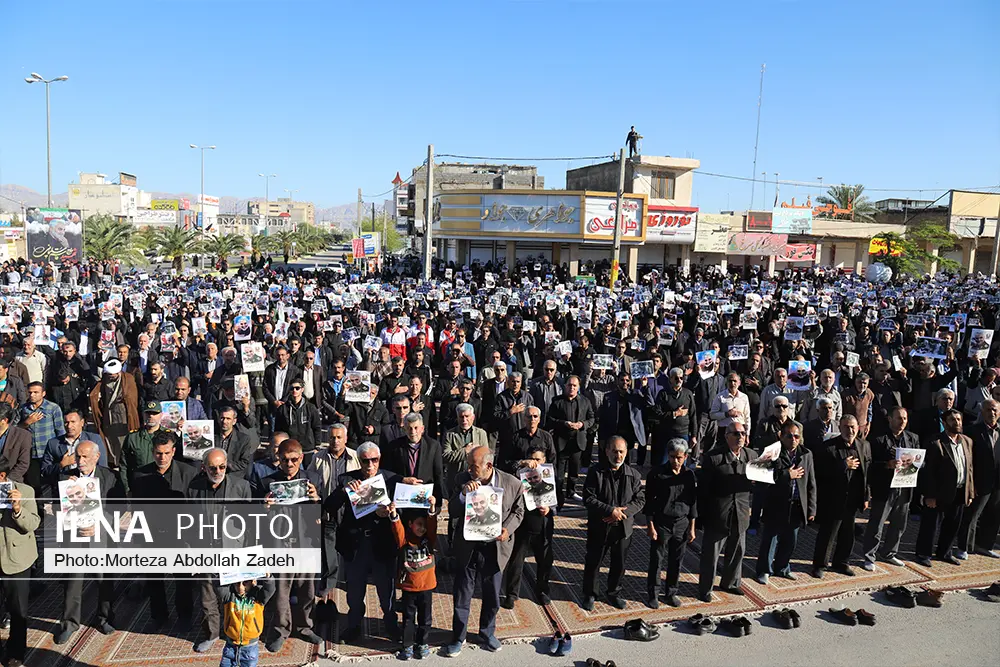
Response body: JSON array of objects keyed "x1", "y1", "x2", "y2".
[
  {"x1": 772, "y1": 608, "x2": 801, "y2": 629},
  {"x1": 586, "y1": 659, "x2": 617, "y2": 667},
  {"x1": 828, "y1": 606, "x2": 876, "y2": 626},
  {"x1": 687, "y1": 613, "x2": 716, "y2": 635},
  {"x1": 546, "y1": 631, "x2": 572, "y2": 656},
  {"x1": 623, "y1": 618, "x2": 659, "y2": 641},
  {"x1": 981, "y1": 581, "x2": 1000, "y2": 602},
  {"x1": 721, "y1": 616, "x2": 752, "y2": 637},
  {"x1": 884, "y1": 585, "x2": 944, "y2": 608}
]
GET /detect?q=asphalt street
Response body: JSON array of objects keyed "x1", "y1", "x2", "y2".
[{"x1": 318, "y1": 590, "x2": 1000, "y2": 667}]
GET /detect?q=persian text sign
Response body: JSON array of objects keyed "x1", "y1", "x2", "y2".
[
  {"x1": 646, "y1": 206, "x2": 697, "y2": 244},
  {"x1": 478, "y1": 193, "x2": 581, "y2": 235},
  {"x1": 778, "y1": 243, "x2": 817, "y2": 262},
  {"x1": 869, "y1": 237, "x2": 903, "y2": 256},
  {"x1": 583, "y1": 195, "x2": 643, "y2": 239},
  {"x1": 727, "y1": 232, "x2": 788, "y2": 256},
  {"x1": 150, "y1": 199, "x2": 179, "y2": 210},
  {"x1": 134, "y1": 210, "x2": 177, "y2": 225},
  {"x1": 694, "y1": 214, "x2": 732, "y2": 253},
  {"x1": 772, "y1": 207, "x2": 813, "y2": 234},
  {"x1": 746, "y1": 211, "x2": 773, "y2": 231}
]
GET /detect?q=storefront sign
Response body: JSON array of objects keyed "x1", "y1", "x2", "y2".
[
  {"x1": 151, "y1": 199, "x2": 179, "y2": 211},
  {"x1": 778, "y1": 243, "x2": 817, "y2": 262},
  {"x1": 134, "y1": 210, "x2": 178, "y2": 225},
  {"x1": 868, "y1": 237, "x2": 903, "y2": 256},
  {"x1": 198, "y1": 194, "x2": 220, "y2": 207},
  {"x1": 583, "y1": 195, "x2": 643, "y2": 240},
  {"x1": 772, "y1": 207, "x2": 813, "y2": 234},
  {"x1": 746, "y1": 211, "x2": 772, "y2": 231},
  {"x1": 119, "y1": 172, "x2": 137, "y2": 187},
  {"x1": 478, "y1": 193, "x2": 582, "y2": 235},
  {"x1": 727, "y1": 232, "x2": 788, "y2": 256},
  {"x1": 694, "y1": 214, "x2": 732, "y2": 253},
  {"x1": 646, "y1": 205, "x2": 697, "y2": 244}
]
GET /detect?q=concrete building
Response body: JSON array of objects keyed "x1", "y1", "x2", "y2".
[
  {"x1": 568, "y1": 155, "x2": 700, "y2": 272},
  {"x1": 249, "y1": 198, "x2": 315, "y2": 228},
  {"x1": 411, "y1": 162, "x2": 543, "y2": 231},
  {"x1": 68, "y1": 172, "x2": 139, "y2": 220},
  {"x1": 873, "y1": 197, "x2": 949, "y2": 225}
]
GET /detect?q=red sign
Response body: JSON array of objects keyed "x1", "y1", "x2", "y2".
[
  {"x1": 747, "y1": 211, "x2": 772, "y2": 231},
  {"x1": 727, "y1": 232, "x2": 788, "y2": 256},
  {"x1": 778, "y1": 243, "x2": 817, "y2": 262},
  {"x1": 647, "y1": 205, "x2": 697, "y2": 244},
  {"x1": 352, "y1": 238, "x2": 366, "y2": 258},
  {"x1": 180, "y1": 198, "x2": 191, "y2": 210}
]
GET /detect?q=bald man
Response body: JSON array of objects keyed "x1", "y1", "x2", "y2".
[
  {"x1": 174, "y1": 377, "x2": 207, "y2": 421},
  {"x1": 55, "y1": 441, "x2": 121, "y2": 645}
]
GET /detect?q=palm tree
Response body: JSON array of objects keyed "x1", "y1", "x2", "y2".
[
  {"x1": 83, "y1": 214, "x2": 146, "y2": 264},
  {"x1": 249, "y1": 234, "x2": 274, "y2": 264},
  {"x1": 816, "y1": 184, "x2": 878, "y2": 223},
  {"x1": 202, "y1": 233, "x2": 247, "y2": 267},
  {"x1": 153, "y1": 226, "x2": 200, "y2": 271},
  {"x1": 271, "y1": 230, "x2": 297, "y2": 262}
]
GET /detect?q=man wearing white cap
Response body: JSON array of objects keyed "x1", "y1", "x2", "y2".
[{"x1": 89, "y1": 359, "x2": 140, "y2": 469}]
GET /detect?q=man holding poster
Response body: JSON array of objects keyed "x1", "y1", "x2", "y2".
[{"x1": 444, "y1": 446, "x2": 523, "y2": 657}]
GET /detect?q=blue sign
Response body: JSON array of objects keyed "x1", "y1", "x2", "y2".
[{"x1": 772, "y1": 207, "x2": 813, "y2": 234}]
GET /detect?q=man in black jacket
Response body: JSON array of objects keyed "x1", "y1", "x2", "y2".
[
  {"x1": 492, "y1": 373, "x2": 534, "y2": 446},
  {"x1": 501, "y1": 445, "x2": 555, "y2": 608},
  {"x1": 644, "y1": 438, "x2": 696, "y2": 608},
  {"x1": 186, "y1": 448, "x2": 252, "y2": 654},
  {"x1": 811, "y1": 414, "x2": 871, "y2": 578},
  {"x1": 580, "y1": 436, "x2": 645, "y2": 611},
  {"x1": 274, "y1": 380, "x2": 323, "y2": 454},
  {"x1": 54, "y1": 440, "x2": 122, "y2": 645},
  {"x1": 214, "y1": 407, "x2": 257, "y2": 476},
  {"x1": 325, "y1": 442, "x2": 401, "y2": 644},
  {"x1": 756, "y1": 421, "x2": 816, "y2": 585},
  {"x1": 263, "y1": 346, "x2": 301, "y2": 421},
  {"x1": 384, "y1": 412, "x2": 445, "y2": 504},
  {"x1": 647, "y1": 368, "x2": 697, "y2": 467},
  {"x1": 862, "y1": 406, "x2": 920, "y2": 570},
  {"x1": 957, "y1": 399, "x2": 1000, "y2": 559},
  {"x1": 697, "y1": 422, "x2": 758, "y2": 601},
  {"x1": 343, "y1": 385, "x2": 386, "y2": 447},
  {"x1": 547, "y1": 375, "x2": 595, "y2": 507}
]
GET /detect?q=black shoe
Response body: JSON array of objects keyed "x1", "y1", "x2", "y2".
[
  {"x1": 698, "y1": 592, "x2": 713, "y2": 603},
  {"x1": 688, "y1": 614, "x2": 716, "y2": 635},
  {"x1": 339, "y1": 627, "x2": 362, "y2": 645},
  {"x1": 299, "y1": 629, "x2": 323, "y2": 645},
  {"x1": 736, "y1": 616, "x2": 752, "y2": 635},
  {"x1": 811, "y1": 567, "x2": 826, "y2": 579},
  {"x1": 725, "y1": 586, "x2": 745, "y2": 596},
  {"x1": 773, "y1": 609, "x2": 793, "y2": 629},
  {"x1": 646, "y1": 595, "x2": 660, "y2": 610},
  {"x1": 501, "y1": 595, "x2": 516, "y2": 610},
  {"x1": 788, "y1": 608, "x2": 801, "y2": 628},
  {"x1": 664, "y1": 594, "x2": 682, "y2": 608},
  {"x1": 833, "y1": 564, "x2": 856, "y2": 577},
  {"x1": 537, "y1": 592, "x2": 552, "y2": 605},
  {"x1": 607, "y1": 594, "x2": 627, "y2": 610},
  {"x1": 581, "y1": 596, "x2": 595, "y2": 612},
  {"x1": 828, "y1": 607, "x2": 857, "y2": 625},
  {"x1": 884, "y1": 586, "x2": 917, "y2": 608},
  {"x1": 939, "y1": 554, "x2": 962, "y2": 566},
  {"x1": 98, "y1": 621, "x2": 116, "y2": 635},
  {"x1": 54, "y1": 627, "x2": 76, "y2": 645},
  {"x1": 265, "y1": 637, "x2": 285, "y2": 653},
  {"x1": 856, "y1": 608, "x2": 876, "y2": 626},
  {"x1": 722, "y1": 618, "x2": 743, "y2": 637}
]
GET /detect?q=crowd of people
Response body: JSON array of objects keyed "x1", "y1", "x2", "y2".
[{"x1": 0, "y1": 253, "x2": 997, "y2": 666}]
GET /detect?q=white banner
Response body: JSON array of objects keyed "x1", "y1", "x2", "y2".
[
  {"x1": 583, "y1": 195, "x2": 642, "y2": 239},
  {"x1": 646, "y1": 206, "x2": 697, "y2": 244},
  {"x1": 133, "y1": 209, "x2": 177, "y2": 225}
]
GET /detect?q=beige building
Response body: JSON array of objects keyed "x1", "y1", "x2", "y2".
[
  {"x1": 251, "y1": 198, "x2": 315, "y2": 227},
  {"x1": 67, "y1": 172, "x2": 139, "y2": 220}
]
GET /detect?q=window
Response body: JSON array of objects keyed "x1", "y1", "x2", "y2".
[{"x1": 649, "y1": 170, "x2": 675, "y2": 200}]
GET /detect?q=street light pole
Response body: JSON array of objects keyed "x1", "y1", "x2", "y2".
[
  {"x1": 190, "y1": 144, "x2": 216, "y2": 268},
  {"x1": 25, "y1": 73, "x2": 69, "y2": 207}
]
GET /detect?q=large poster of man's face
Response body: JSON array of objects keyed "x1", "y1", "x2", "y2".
[
  {"x1": 26, "y1": 208, "x2": 83, "y2": 264},
  {"x1": 463, "y1": 486, "x2": 502, "y2": 541}
]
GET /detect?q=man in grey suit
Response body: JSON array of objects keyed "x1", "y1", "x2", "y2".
[
  {"x1": 0, "y1": 458, "x2": 40, "y2": 665},
  {"x1": 443, "y1": 446, "x2": 524, "y2": 657}
]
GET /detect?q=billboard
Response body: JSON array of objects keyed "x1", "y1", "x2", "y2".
[
  {"x1": 362, "y1": 233, "x2": 380, "y2": 256},
  {"x1": 583, "y1": 195, "x2": 644, "y2": 240},
  {"x1": 727, "y1": 232, "x2": 788, "y2": 256},
  {"x1": 646, "y1": 205, "x2": 697, "y2": 244},
  {"x1": 119, "y1": 172, "x2": 137, "y2": 187},
  {"x1": 479, "y1": 193, "x2": 581, "y2": 235},
  {"x1": 693, "y1": 214, "x2": 732, "y2": 253},
  {"x1": 778, "y1": 243, "x2": 817, "y2": 262},
  {"x1": 25, "y1": 208, "x2": 83, "y2": 263},
  {"x1": 352, "y1": 238, "x2": 366, "y2": 258},
  {"x1": 134, "y1": 210, "x2": 177, "y2": 225},
  {"x1": 746, "y1": 211, "x2": 773, "y2": 231},
  {"x1": 151, "y1": 199, "x2": 179, "y2": 211},
  {"x1": 772, "y1": 207, "x2": 813, "y2": 234}
]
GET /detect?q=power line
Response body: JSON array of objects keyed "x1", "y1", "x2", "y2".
[
  {"x1": 693, "y1": 169, "x2": 999, "y2": 193},
  {"x1": 360, "y1": 163, "x2": 423, "y2": 203}
]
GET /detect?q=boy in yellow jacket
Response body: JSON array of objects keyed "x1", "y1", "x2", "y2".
[{"x1": 216, "y1": 576, "x2": 276, "y2": 667}]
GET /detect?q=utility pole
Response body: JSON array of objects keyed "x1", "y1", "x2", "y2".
[
  {"x1": 382, "y1": 205, "x2": 387, "y2": 257},
  {"x1": 356, "y1": 188, "x2": 362, "y2": 238},
  {"x1": 749, "y1": 63, "x2": 765, "y2": 213},
  {"x1": 773, "y1": 172, "x2": 780, "y2": 208},
  {"x1": 610, "y1": 147, "x2": 626, "y2": 291},
  {"x1": 424, "y1": 144, "x2": 434, "y2": 281}
]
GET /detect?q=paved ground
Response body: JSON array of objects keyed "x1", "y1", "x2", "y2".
[{"x1": 370, "y1": 589, "x2": 1000, "y2": 667}]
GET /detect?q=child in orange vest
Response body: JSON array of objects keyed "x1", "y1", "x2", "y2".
[
  {"x1": 389, "y1": 497, "x2": 438, "y2": 661},
  {"x1": 217, "y1": 576, "x2": 276, "y2": 667}
]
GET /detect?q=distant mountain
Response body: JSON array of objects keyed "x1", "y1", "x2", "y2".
[{"x1": 0, "y1": 183, "x2": 369, "y2": 229}]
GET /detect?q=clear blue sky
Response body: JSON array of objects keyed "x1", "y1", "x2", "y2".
[{"x1": 2, "y1": 0, "x2": 998, "y2": 213}]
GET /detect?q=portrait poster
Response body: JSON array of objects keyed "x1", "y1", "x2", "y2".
[
  {"x1": 219, "y1": 548, "x2": 268, "y2": 586},
  {"x1": 784, "y1": 316, "x2": 804, "y2": 341},
  {"x1": 346, "y1": 474, "x2": 390, "y2": 519},
  {"x1": 787, "y1": 360, "x2": 812, "y2": 391},
  {"x1": 233, "y1": 314, "x2": 252, "y2": 342},
  {"x1": 64, "y1": 302, "x2": 79, "y2": 322},
  {"x1": 463, "y1": 485, "x2": 503, "y2": 541},
  {"x1": 728, "y1": 344, "x2": 749, "y2": 361},
  {"x1": 968, "y1": 328, "x2": 993, "y2": 360},
  {"x1": 846, "y1": 352, "x2": 860, "y2": 368},
  {"x1": 393, "y1": 482, "x2": 434, "y2": 509},
  {"x1": 696, "y1": 349, "x2": 717, "y2": 379},
  {"x1": 519, "y1": 464, "x2": 557, "y2": 511},
  {"x1": 745, "y1": 443, "x2": 781, "y2": 484},
  {"x1": 192, "y1": 317, "x2": 208, "y2": 337},
  {"x1": 160, "y1": 400, "x2": 186, "y2": 432},
  {"x1": 58, "y1": 477, "x2": 102, "y2": 528},
  {"x1": 269, "y1": 479, "x2": 310, "y2": 505},
  {"x1": 890, "y1": 448, "x2": 926, "y2": 488},
  {"x1": 0, "y1": 482, "x2": 12, "y2": 510},
  {"x1": 234, "y1": 374, "x2": 251, "y2": 400},
  {"x1": 183, "y1": 420, "x2": 215, "y2": 461},
  {"x1": 910, "y1": 336, "x2": 948, "y2": 360},
  {"x1": 740, "y1": 312, "x2": 758, "y2": 330},
  {"x1": 344, "y1": 371, "x2": 372, "y2": 402},
  {"x1": 25, "y1": 208, "x2": 83, "y2": 264},
  {"x1": 363, "y1": 335, "x2": 382, "y2": 352},
  {"x1": 241, "y1": 342, "x2": 266, "y2": 373}
]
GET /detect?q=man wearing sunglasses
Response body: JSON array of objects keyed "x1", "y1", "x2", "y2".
[
  {"x1": 326, "y1": 442, "x2": 401, "y2": 645},
  {"x1": 274, "y1": 381, "x2": 322, "y2": 458}
]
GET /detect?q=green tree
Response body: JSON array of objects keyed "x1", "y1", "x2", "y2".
[
  {"x1": 271, "y1": 230, "x2": 298, "y2": 260},
  {"x1": 817, "y1": 184, "x2": 878, "y2": 223},
  {"x1": 153, "y1": 226, "x2": 200, "y2": 271},
  {"x1": 249, "y1": 234, "x2": 274, "y2": 264},
  {"x1": 83, "y1": 214, "x2": 146, "y2": 264},
  {"x1": 359, "y1": 217, "x2": 405, "y2": 253},
  {"x1": 870, "y1": 221, "x2": 961, "y2": 277},
  {"x1": 202, "y1": 233, "x2": 247, "y2": 266}
]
